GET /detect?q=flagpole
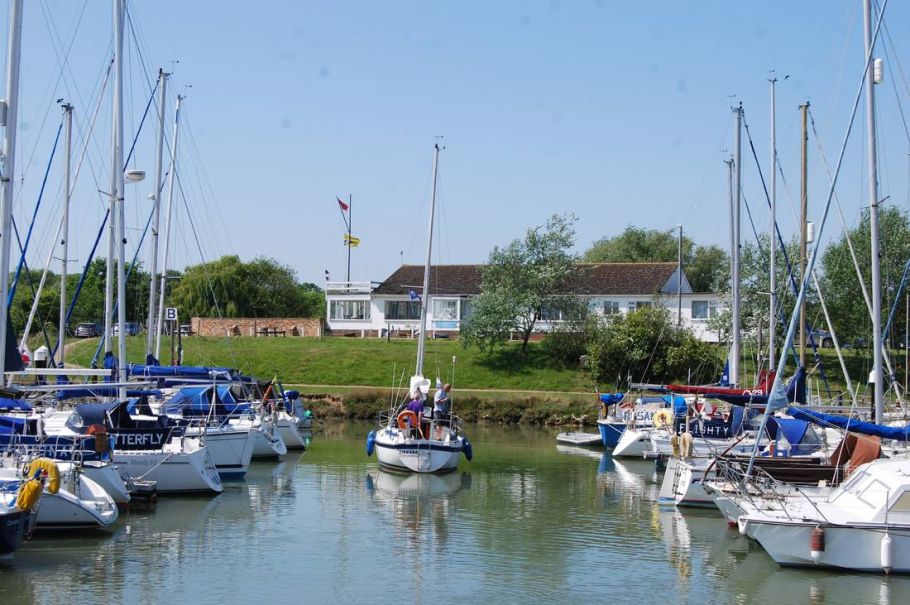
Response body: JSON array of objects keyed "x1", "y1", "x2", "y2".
[{"x1": 347, "y1": 193, "x2": 352, "y2": 283}]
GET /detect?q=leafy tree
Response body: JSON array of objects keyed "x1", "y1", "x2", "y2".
[
  {"x1": 168, "y1": 255, "x2": 323, "y2": 319},
  {"x1": 583, "y1": 225, "x2": 729, "y2": 293},
  {"x1": 821, "y1": 206, "x2": 910, "y2": 346},
  {"x1": 462, "y1": 213, "x2": 581, "y2": 353},
  {"x1": 586, "y1": 305, "x2": 721, "y2": 386}
]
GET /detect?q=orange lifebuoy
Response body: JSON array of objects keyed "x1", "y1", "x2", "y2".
[{"x1": 396, "y1": 410, "x2": 423, "y2": 439}]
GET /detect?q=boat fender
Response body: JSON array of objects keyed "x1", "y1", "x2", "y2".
[
  {"x1": 366, "y1": 431, "x2": 376, "y2": 456},
  {"x1": 23, "y1": 458, "x2": 60, "y2": 495},
  {"x1": 809, "y1": 526, "x2": 825, "y2": 563},
  {"x1": 881, "y1": 533, "x2": 893, "y2": 573},
  {"x1": 463, "y1": 438, "x2": 473, "y2": 461},
  {"x1": 670, "y1": 434, "x2": 680, "y2": 458},
  {"x1": 738, "y1": 519, "x2": 749, "y2": 536},
  {"x1": 680, "y1": 433, "x2": 693, "y2": 459},
  {"x1": 15, "y1": 477, "x2": 42, "y2": 511}
]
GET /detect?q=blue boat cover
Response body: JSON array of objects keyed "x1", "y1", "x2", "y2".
[
  {"x1": 0, "y1": 398, "x2": 31, "y2": 411},
  {"x1": 127, "y1": 364, "x2": 235, "y2": 378},
  {"x1": 163, "y1": 386, "x2": 248, "y2": 416},
  {"x1": 599, "y1": 393, "x2": 624, "y2": 406},
  {"x1": 786, "y1": 406, "x2": 910, "y2": 442},
  {"x1": 0, "y1": 415, "x2": 26, "y2": 434},
  {"x1": 56, "y1": 387, "x2": 162, "y2": 401}
]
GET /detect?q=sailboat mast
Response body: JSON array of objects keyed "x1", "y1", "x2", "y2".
[
  {"x1": 768, "y1": 75, "x2": 778, "y2": 366},
  {"x1": 112, "y1": 0, "x2": 128, "y2": 396},
  {"x1": 146, "y1": 69, "x2": 168, "y2": 356},
  {"x1": 155, "y1": 95, "x2": 182, "y2": 360},
  {"x1": 863, "y1": 0, "x2": 884, "y2": 421},
  {"x1": 799, "y1": 102, "x2": 809, "y2": 368},
  {"x1": 415, "y1": 143, "x2": 441, "y2": 378},
  {"x1": 58, "y1": 103, "x2": 73, "y2": 366},
  {"x1": 731, "y1": 103, "x2": 742, "y2": 388},
  {"x1": 0, "y1": 0, "x2": 24, "y2": 375}
]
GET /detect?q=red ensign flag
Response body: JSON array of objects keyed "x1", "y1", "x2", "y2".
[{"x1": 337, "y1": 197, "x2": 349, "y2": 211}]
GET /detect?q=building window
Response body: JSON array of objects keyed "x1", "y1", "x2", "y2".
[
  {"x1": 692, "y1": 300, "x2": 717, "y2": 320},
  {"x1": 539, "y1": 306, "x2": 565, "y2": 321},
  {"x1": 432, "y1": 299, "x2": 458, "y2": 321},
  {"x1": 385, "y1": 300, "x2": 421, "y2": 320},
  {"x1": 603, "y1": 301, "x2": 620, "y2": 316},
  {"x1": 628, "y1": 301, "x2": 651, "y2": 312},
  {"x1": 330, "y1": 300, "x2": 370, "y2": 320}
]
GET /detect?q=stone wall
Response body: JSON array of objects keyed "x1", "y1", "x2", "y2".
[{"x1": 191, "y1": 317, "x2": 324, "y2": 337}]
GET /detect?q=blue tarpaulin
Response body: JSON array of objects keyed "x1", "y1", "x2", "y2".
[
  {"x1": 787, "y1": 407, "x2": 910, "y2": 442},
  {"x1": 0, "y1": 398, "x2": 32, "y2": 411},
  {"x1": 126, "y1": 364, "x2": 235, "y2": 379},
  {"x1": 163, "y1": 386, "x2": 248, "y2": 417},
  {"x1": 599, "y1": 393, "x2": 624, "y2": 406}
]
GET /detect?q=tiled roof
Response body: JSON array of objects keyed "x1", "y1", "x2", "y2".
[{"x1": 372, "y1": 263, "x2": 679, "y2": 296}]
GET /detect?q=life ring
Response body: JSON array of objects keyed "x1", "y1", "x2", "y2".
[
  {"x1": 396, "y1": 411, "x2": 423, "y2": 439},
  {"x1": 653, "y1": 409, "x2": 674, "y2": 430},
  {"x1": 23, "y1": 458, "x2": 60, "y2": 495},
  {"x1": 15, "y1": 478, "x2": 42, "y2": 511}
]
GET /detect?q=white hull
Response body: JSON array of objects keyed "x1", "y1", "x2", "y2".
[
  {"x1": 612, "y1": 428, "x2": 652, "y2": 458},
  {"x1": 277, "y1": 418, "x2": 307, "y2": 450},
  {"x1": 80, "y1": 461, "x2": 131, "y2": 506},
  {"x1": 741, "y1": 519, "x2": 910, "y2": 572},
  {"x1": 657, "y1": 457, "x2": 715, "y2": 508},
  {"x1": 229, "y1": 418, "x2": 287, "y2": 458},
  {"x1": 112, "y1": 437, "x2": 222, "y2": 494},
  {"x1": 374, "y1": 427, "x2": 463, "y2": 473},
  {"x1": 26, "y1": 464, "x2": 117, "y2": 530},
  {"x1": 183, "y1": 426, "x2": 255, "y2": 479}
]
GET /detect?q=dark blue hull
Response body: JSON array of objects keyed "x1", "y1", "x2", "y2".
[
  {"x1": 0, "y1": 509, "x2": 30, "y2": 556},
  {"x1": 597, "y1": 421, "x2": 626, "y2": 448}
]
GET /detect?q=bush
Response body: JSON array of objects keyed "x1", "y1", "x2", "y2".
[{"x1": 541, "y1": 323, "x2": 588, "y2": 367}]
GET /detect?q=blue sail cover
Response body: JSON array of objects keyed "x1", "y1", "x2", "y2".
[
  {"x1": 0, "y1": 415, "x2": 26, "y2": 434},
  {"x1": 786, "y1": 407, "x2": 910, "y2": 442},
  {"x1": 56, "y1": 387, "x2": 162, "y2": 401},
  {"x1": 126, "y1": 364, "x2": 235, "y2": 379},
  {"x1": 0, "y1": 398, "x2": 32, "y2": 412}
]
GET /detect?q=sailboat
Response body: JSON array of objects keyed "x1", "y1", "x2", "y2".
[{"x1": 366, "y1": 145, "x2": 473, "y2": 474}]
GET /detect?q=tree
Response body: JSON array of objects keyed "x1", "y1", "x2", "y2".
[
  {"x1": 462, "y1": 213, "x2": 581, "y2": 353},
  {"x1": 168, "y1": 255, "x2": 323, "y2": 319},
  {"x1": 821, "y1": 206, "x2": 910, "y2": 346},
  {"x1": 582, "y1": 226, "x2": 729, "y2": 292},
  {"x1": 586, "y1": 306, "x2": 721, "y2": 386}
]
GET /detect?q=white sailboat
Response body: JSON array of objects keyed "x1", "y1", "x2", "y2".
[{"x1": 367, "y1": 145, "x2": 472, "y2": 474}]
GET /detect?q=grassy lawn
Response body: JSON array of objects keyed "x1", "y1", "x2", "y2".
[{"x1": 65, "y1": 336, "x2": 598, "y2": 393}]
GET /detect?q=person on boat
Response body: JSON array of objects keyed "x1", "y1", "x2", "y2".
[
  {"x1": 432, "y1": 383, "x2": 452, "y2": 439},
  {"x1": 405, "y1": 391, "x2": 424, "y2": 438}
]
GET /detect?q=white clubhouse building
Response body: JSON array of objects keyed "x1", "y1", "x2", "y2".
[{"x1": 325, "y1": 262, "x2": 725, "y2": 342}]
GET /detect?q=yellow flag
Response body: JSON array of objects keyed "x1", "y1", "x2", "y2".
[{"x1": 344, "y1": 234, "x2": 361, "y2": 247}]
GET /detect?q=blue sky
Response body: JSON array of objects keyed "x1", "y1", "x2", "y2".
[{"x1": 4, "y1": 1, "x2": 910, "y2": 288}]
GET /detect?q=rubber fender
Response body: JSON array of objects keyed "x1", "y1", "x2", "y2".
[
  {"x1": 463, "y1": 438, "x2": 473, "y2": 461},
  {"x1": 366, "y1": 431, "x2": 376, "y2": 456}
]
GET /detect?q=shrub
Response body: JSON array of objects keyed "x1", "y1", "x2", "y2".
[{"x1": 541, "y1": 323, "x2": 589, "y2": 367}]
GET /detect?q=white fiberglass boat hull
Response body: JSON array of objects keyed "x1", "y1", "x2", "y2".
[
  {"x1": 612, "y1": 428, "x2": 652, "y2": 458},
  {"x1": 80, "y1": 461, "x2": 131, "y2": 506},
  {"x1": 276, "y1": 418, "x2": 307, "y2": 450},
  {"x1": 112, "y1": 438, "x2": 222, "y2": 494},
  {"x1": 658, "y1": 457, "x2": 715, "y2": 508},
  {"x1": 183, "y1": 426, "x2": 255, "y2": 479},
  {"x1": 373, "y1": 427, "x2": 463, "y2": 474},
  {"x1": 741, "y1": 518, "x2": 910, "y2": 572}
]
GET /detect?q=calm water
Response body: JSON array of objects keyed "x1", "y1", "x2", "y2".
[{"x1": 1, "y1": 422, "x2": 909, "y2": 604}]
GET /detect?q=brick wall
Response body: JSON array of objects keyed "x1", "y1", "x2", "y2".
[{"x1": 191, "y1": 317, "x2": 324, "y2": 337}]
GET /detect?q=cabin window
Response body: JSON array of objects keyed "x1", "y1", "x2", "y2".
[
  {"x1": 692, "y1": 300, "x2": 717, "y2": 319},
  {"x1": 603, "y1": 301, "x2": 621, "y2": 316},
  {"x1": 384, "y1": 300, "x2": 421, "y2": 320},
  {"x1": 432, "y1": 299, "x2": 459, "y2": 320},
  {"x1": 891, "y1": 491, "x2": 910, "y2": 512},
  {"x1": 330, "y1": 300, "x2": 370, "y2": 320}
]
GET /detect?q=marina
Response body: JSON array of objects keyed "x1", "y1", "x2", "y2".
[
  {"x1": 2, "y1": 423, "x2": 909, "y2": 603},
  {"x1": 3, "y1": 0, "x2": 910, "y2": 601}
]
